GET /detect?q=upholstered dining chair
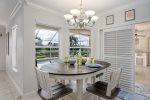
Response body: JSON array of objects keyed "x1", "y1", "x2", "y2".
[
  {"x1": 35, "y1": 67, "x2": 72, "y2": 100},
  {"x1": 86, "y1": 68, "x2": 122, "y2": 100}
]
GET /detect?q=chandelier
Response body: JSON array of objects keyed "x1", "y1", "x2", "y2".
[{"x1": 64, "y1": 0, "x2": 99, "y2": 28}]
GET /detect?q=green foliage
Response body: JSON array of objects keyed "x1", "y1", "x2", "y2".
[{"x1": 70, "y1": 36, "x2": 78, "y2": 46}]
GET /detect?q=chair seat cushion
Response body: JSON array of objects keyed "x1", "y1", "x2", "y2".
[
  {"x1": 38, "y1": 82, "x2": 72, "y2": 100},
  {"x1": 86, "y1": 81, "x2": 120, "y2": 99}
]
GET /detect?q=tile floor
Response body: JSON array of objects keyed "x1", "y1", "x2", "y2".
[
  {"x1": 136, "y1": 65, "x2": 150, "y2": 86},
  {"x1": 0, "y1": 71, "x2": 15, "y2": 100},
  {"x1": 0, "y1": 70, "x2": 149, "y2": 100},
  {"x1": 136, "y1": 65, "x2": 150, "y2": 97}
]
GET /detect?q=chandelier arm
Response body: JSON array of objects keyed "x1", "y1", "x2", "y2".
[
  {"x1": 86, "y1": 25, "x2": 94, "y2": 27},
  {"x1": 87, "y1": 17, "x2": 92, "y2": 24},
  {"x1": 73, "y1": 16, "x2": 78, "y2": 25},
  {"x1": 67, "y1": 21, "x2": 76, "y2": 26},
  {"x1": 85, "y1": 22, "x2": 95, "y2": 27}
]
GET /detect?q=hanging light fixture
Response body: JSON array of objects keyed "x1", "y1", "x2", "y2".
[
  {"x1": 135, "y1": 34, "x2": 139, "y2": 45},
  {"x1": 64, "y1": 0, "x2": 99, "y2": 28}
]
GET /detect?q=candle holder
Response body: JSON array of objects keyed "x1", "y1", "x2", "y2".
[
  {"x1": 77, "y1": 56, "x2": 82, "y2": 66},
  {"x1": 64, "y1": 56, "x2": 69, "y2": 63},
  {"x1": 90, "y1": 57, "x2": 95, "y2": 64}
]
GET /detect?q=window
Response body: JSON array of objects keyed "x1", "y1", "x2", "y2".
[
  {"x1": 69, "y1": 30, "x2": 91, "y2": 57},
  {"x1": 12, "y1": 25, "x2": 18, "y2": 72},
  {"x1": 35, "y1": 26, "x2": 59, "y2": 62}
]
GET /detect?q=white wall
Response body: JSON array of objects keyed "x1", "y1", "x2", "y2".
[
  {"x1": 93, "y1": 1, "x2": 150, "y2": 59},
  {"x1": 23, "y1": 4, "x2": 70, "y2": 95},
  {"x1": 6, "y1": 6, "x2": 24, "y2": 95},
  {"x1": 136, "y1": 36, "x2": 149, "y2": 52},
  {"x1": 0, "y1": 25, "x2": 6, "y2": 70},
  {"x1": 22, "y1": 1, "x2": 150, "y2": 95},
  {"x1": 6, "y1": 0, "x2": 150, "y2": 97}
]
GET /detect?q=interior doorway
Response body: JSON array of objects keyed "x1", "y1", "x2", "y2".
[{"x1": 135, "y1": 22, "x2": 150, "y2": 97}]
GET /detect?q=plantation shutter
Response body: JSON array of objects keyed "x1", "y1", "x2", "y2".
[{"x1": 104, "y1": 27, "x2": 135, "y2": 92}]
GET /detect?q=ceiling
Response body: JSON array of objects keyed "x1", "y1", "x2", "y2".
[
  {"x1": 135, "y1": 22, "x2": 150, "y2": 37},
  {"x1": 0, "y1": 0, "x2": 149, "y2": 26},
  {"x1": 136, "y1": 22, "x2": 150, "y2": 31},
  {"x1": 0, "y1": 0, "x2": 18, "y2": 26},
  {"x1": 26, "y1": 0, "x2": 149, "y2": 14}
]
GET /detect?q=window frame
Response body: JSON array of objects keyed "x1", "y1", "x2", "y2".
[
  {"x1": 35, "y1": 27, "x2": 60, "y2": 61},
  {"x1": 12, "y1": 25, "x2": 18, "y2": 72},
  {"x1": 69, "y1": 32, "x2": 91, "y2": 57}
]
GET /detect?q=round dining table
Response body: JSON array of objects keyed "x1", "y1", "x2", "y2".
[{"x1": 40, "y1": 60, "x2": 110, "y2": 100}]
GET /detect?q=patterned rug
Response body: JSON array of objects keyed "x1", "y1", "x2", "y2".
[
  {"x1": 135, "y1": 83, "x2": 150, "y2": 97},
  {"x1": 117, "y1": 90, "x2": 150, "y2": 100}
]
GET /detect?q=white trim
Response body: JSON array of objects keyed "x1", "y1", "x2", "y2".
[
  {"x1": 35, "y1": 20, "x2": 61, "y2": 30},
  {"x1": 12, "y1": 25, "x2": 18, "y2": 72},
  {"x1": 9, "y1": 2, "x2": 22, "y2": 21},
  {"x1": 25, "y1": 0, "x2": 64, "y2": 17},
  {"x1": 35, "y1": 46, "x2": 59, "y2": 48},
  {"x1": 22, "y1": 90, "x2": 38, "y2": 99},
  {"x1": 12, "y1": 67, "x2": 18, "y2": 72},
  {"x1": 70, "y1": 47, "x2": 91, "y2": 49}
]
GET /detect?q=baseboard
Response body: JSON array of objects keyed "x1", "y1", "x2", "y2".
[{"x1": 22, "y1": 90, "x2": 38, "y2": 100}]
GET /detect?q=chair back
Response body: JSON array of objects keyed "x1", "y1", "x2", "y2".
[
  {"x1": 106, "y1": 67, "x2": 122, "y2": 97},
  {"x1": 35, "y1": 67, "x2": 52, "y2": 99}
]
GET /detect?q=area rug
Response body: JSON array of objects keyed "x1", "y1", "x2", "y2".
[
  {"x1": 135, "y1": 83, "x2": 150, "y2": 97},
  {"x1": 117, "y1": 90, "x2": 150, "y2": 100}
]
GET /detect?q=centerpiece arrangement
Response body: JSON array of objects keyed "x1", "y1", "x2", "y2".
[{"x1": 64, "y1": 56, "x2": 95, "y2": 66}]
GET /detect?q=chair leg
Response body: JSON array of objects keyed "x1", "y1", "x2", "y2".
[{"x1": 69, "y1": 80, "x2": 71, "y2": 84}]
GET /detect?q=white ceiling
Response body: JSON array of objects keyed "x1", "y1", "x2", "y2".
[
  {"x1": 0, "y1": 0, "x2": 18, "y2": 26},
  {"x1": 26, "y1": 0, "x2": 149, "y2": 14},
  {"x1": 136, "y1": 22, "x2": 150, "y2": 31},
  {"x1": 135, "y1": 22, "x2": 150, "y2": 37},
  {"x1": 0, "y1": 0, "x2": 149, "y2": 26}
]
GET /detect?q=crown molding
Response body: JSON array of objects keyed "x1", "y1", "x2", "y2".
[
  {"x1": 10, "y1": 2, "x2": 22, "y2": 17},
  {"x1": 25, "y1": 0, "x2": 64, "y2": 17},
  {"x1": 8, "y1": 0, "x2": 23, "y2": 26}
]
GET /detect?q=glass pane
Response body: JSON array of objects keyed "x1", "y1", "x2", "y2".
[
  {"x1": 70, "y1": 33, "x2": 90, "y2": 47},
  {"x1": 35, "y1": 29, "x2": 59, "y2": 46},
  {"x1": 36, "y1": 48, "x2": 50, "y2": 59},
  {"x1": 81, "y1": 48, "x2": 90, "y2": 57},
  {"x1": 70, "y1": 48, "x2": 80, "y2": 57},
  {"x1": 50, "y1": 48, "x2": 59, "y2": 58},
  {"x1": 70, "y1": 48, "x2": 90, "y2": 57}
]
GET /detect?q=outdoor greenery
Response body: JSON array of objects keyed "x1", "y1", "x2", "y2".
[
  {"x1": 35, "y1": 28, "x2": 59, "y2": 60},
  {"x1": 70, "y1": 36, "x2": 78, "y2": 46},
  {"x1": 36, "y1": 48, "x2": 59, "y2": 59},
  {"x1": 70, "y1": 34, "x2": 91, "y2": 57}
]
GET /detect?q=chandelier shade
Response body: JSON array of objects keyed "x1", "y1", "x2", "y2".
[
  {"x1": 70, "y1": 9, "x2": 80, "y2": 16},
  {"x1": 64, "y1": 0, "x2": 99, "y2": 28},
  {"x1": 85, "y1": 10, "x2": 95, "y2": 17}
]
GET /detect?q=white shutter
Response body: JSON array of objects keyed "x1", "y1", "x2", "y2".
[{"x1": 104, "y1": 27, "x2": 135, "y2": 92}]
